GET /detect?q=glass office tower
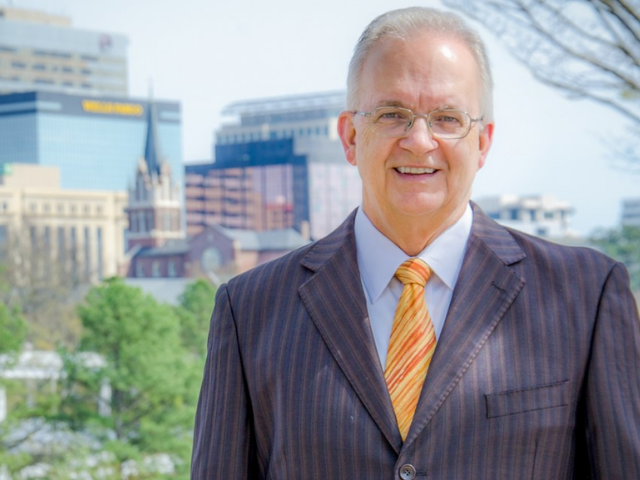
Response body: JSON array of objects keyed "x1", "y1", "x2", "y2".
[
  {"x1": 185, "y1": 91, "x2": 361, "y2": 240},
  {"x1": 0, "y1": 91, "x2": 182, "y2": 193}
]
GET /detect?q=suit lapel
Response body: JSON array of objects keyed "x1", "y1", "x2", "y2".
[
  {"x1": 298, "y1": 213, "x2": 403, "y2": 453},
  {"x1": 403, "y1": 206, "x2": 527, "y2": 448}
]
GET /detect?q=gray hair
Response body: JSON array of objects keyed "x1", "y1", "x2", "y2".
[{"x1": 346, "y1": 7, "x2": 494, "y2": 123}]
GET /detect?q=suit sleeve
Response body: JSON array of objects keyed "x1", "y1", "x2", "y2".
[
  {"x1": 191, "y1": 284, "x2": 258, "y2": 479},
  {"x1": 584, "y1": 262, "x2": 640, "y2": 478}
]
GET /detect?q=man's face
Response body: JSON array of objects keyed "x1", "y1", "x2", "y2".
[{"x1": 339, "y1": 32, "x2": 494, "y2": 237}]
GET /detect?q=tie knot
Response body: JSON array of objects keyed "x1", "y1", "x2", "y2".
[{"x1": 395, "y1": 258, "x2": 431, "y2": 287}]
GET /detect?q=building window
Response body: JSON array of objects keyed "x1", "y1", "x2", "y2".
[
  {"x1": 57, "y1": 204, "x2": 64, "y2": 213},
  {"x1": 43, "y1": 226, "x2": 51, "y2": 276},
  {"x1": 135, "y1": 261, "x2": 144, "y2": 277},
  {"x1": 70, "y1": 227, "x2": 78, "y2": 283},
  {"x1": 96, "y1": 227, "x2": 103, "y2": 280},
  {"x1": 84, "y1": 204, "x2": 91, "y2": 215},
  {"x1": 43, "y1": 203, "x2": 51, "y2": 213},
  {"x1": 29, "y1": 226, "x2": 37, "y2": 250},
  {"x1": 0, "y1": 225, "x2": 7, "y2": 246},
  {"x1": 57, "y1": 227, "x2": 66, "y2": 264},
  {"x1": 151, "y1": 261, "x2": 160, "y2": 277},
  {"x1": 29, "y1": 203, "x2": 37, "y2": 213},
  {"x1": 168, "y1": 260, "x2": 176, "y2": 278},
  {"x1": 138, "y1": 211, "x2": 146, "y2": 232},
  {"x1": 84, "y1": 227, "x2": 91, "y2": 281}
]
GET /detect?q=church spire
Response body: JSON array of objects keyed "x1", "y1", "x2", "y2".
[{"x1": 143, "y1": 88, "x2": 162, "y2": 179}]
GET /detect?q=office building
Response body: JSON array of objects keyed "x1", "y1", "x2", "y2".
[
  {"x1": 474, "y1": 194, "x2": 578, "y2": 239},
  {"x1": 0, "y1": 163, "x2": 127, "y2": 282},
  {"x1": 0, "y1": 5, "x2": 128, "y2": 96},
  {"x1": 186, "y1": 91, "x2": 361, "y2": 240},
  {"x1": 0, "y1": 90, "x2": 182, "y2": 193},
  {"x1": 621, "y1": 198, "x2": 640, "y2": 227}
]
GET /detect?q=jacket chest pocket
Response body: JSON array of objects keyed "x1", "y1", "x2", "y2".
[{"x1": 485, "y1": 380, "x2": 570, "y2": 418}]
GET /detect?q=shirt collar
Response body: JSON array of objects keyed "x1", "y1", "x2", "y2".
[{"x1": 354, "y1": 204, "x2": 473, "y2": 304}]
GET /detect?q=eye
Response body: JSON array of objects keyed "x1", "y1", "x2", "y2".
[
  {"x1": 431, "y1": 111, "x2": 464, "y2": 126},
  {"x1": 374, "y1": 108, "x2": 412, "y2": 123}
]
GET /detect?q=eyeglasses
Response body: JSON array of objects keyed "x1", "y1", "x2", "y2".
[{"x1": 352, "y1": 106, "x2": 483, "y2": 139}]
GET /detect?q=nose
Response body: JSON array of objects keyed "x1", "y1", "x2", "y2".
[{"x1": 398, "y1": 115, "x2": 439, "y2": 155}]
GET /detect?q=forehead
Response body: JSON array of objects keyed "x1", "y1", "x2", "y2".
[{"x1": 357, "y1": 32, "x2": 482, "y2": 111}]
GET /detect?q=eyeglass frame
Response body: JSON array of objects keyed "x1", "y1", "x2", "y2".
[{"x1": 351, "y1": 106, "x2": 484, "y2": 140}]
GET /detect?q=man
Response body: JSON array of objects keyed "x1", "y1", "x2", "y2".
[{"x1": 192, "y1": 7, "x2": 640, "y2": 479}]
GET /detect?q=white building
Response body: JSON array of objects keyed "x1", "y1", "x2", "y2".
[
  {"x1": 0, "y1": 163, "x2": 128, "y2": 282},
  {"x1": 621, "y1": 198, "x2": 640, "y2": 227},
  {"x1": 474, "y1": 194, "x2": 579, "y2": 240}
]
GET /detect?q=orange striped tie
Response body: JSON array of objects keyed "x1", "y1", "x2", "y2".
[{"x1": 385, "y1": 258, "x2": 436, "y2": 441}]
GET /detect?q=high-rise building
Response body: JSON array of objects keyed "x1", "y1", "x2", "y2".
[
  {"x1": 185, "y1": 91, "x2": 361, "y2": 240},
  {"x1": 0, "y1": 5, "x2": 128, "y2": 96},
  {"x1": 0, "y1": 90, "x2": 182, "y2": 193}
]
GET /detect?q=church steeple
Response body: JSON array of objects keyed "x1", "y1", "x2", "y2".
[
  {"x1": 143, "y1": 95, "x2": 162, "y2": 179},
  {"x1": 125, "y1": 92, "x2": 184, "y2": 251}
]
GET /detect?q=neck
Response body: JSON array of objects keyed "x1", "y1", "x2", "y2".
[{"x1": 363, "y1": 204, "x2": 468, "y2": 256}]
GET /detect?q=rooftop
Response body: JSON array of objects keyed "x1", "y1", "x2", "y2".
[{"x1": 222, "y1": 90, "x2": 346, "y2": 116}]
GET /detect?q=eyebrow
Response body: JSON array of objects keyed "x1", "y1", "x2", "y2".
[{"x1": 375, "y1": 101, "x2": 464, "y2": 112}]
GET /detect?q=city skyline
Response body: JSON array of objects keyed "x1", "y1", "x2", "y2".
[{"x1": 2, "y1": 0, "x2": 638, "y2": 234}]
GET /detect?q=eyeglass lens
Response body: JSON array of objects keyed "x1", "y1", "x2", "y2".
[{"x1": 370, "y1": 107, "x2": 471, "y2": 138}]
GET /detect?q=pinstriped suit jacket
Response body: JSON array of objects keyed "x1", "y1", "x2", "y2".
[{"x1": 191, "y1": 204, "x2": 640, "y2": 479}]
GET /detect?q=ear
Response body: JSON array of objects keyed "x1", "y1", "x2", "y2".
[
  {"x1": 476, "y1": 121, "x2": 494, "y2": 170},
  {"x1": 338, "y1": 111, "x2": 358, "y2": 166}
]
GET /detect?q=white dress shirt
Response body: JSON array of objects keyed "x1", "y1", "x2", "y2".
[{"x1": 354, "y1": 204, "x2": 473, "y2": 370}]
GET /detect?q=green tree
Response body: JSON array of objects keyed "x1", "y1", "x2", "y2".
[
  {"x1": 175, "y1": 279, "x2": 216, "y2": 359},
  {"x1": 0, "y1": 303, "x2": 27, "y2": 355},
  {"x1": 590, "y1": 225, "x2": 640, "y2": 291},
  {"x1": 0, "y1": 229, "x2": 82, "y2": 350},
  {"x1": 0, "y1": 294, "x2": 30, "y2": 476},
  {"x1": 59, "y1": 277, "x2": 198, "y2": 479}
]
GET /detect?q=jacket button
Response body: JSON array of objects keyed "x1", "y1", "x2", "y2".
[{"x1": 399, "y1": 464, "x2": 416, "y2": 480}]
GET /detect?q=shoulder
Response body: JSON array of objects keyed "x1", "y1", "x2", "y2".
[
  {"x1": 470, "y1": 203, "x2": 621, "y2": 284},
  {"x1": 506, "y1": 227, "x2": 618, "y2": 275},
  {"x1": 223, "y1": 210, "x2": 357, "y2": 301}
]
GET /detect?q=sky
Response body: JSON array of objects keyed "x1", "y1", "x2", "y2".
[{"x1": 4, "y1": 0, "x2": 639, "y2": 234}]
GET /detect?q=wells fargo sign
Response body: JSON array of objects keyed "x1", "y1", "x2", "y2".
[{"x1": 81, "y1": 100, "x2": 144, "y2": 116}]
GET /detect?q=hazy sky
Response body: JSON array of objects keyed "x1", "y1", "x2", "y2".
[{"x1": 5, "y1": 0, "x2": 639, "y2": 233}]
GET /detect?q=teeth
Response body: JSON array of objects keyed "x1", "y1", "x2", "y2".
[{"x1": 396, "y1": 167, "x2": 436, "y2": 174}]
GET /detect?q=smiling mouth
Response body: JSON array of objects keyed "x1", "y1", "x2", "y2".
[{"x1": 395, "y1": 166, "x2": 437, "y2": 174}]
